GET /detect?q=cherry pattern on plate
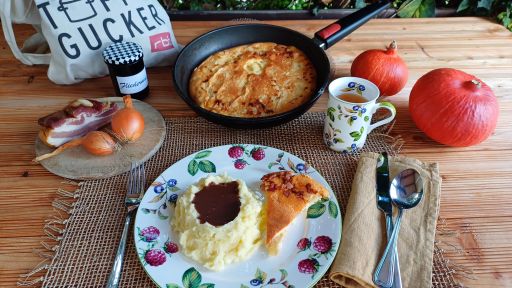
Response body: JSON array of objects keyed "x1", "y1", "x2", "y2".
[{"x1": 227, "y1": 145, "x2": 267, "y2": 170}]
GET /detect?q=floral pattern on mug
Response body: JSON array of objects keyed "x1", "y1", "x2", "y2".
[
  {"x1": 324, "y1": 122, "x2": 344, "y2": 148},
  {"x1": 324, "y1": 77, "x2": 396, "y2": 153},
  {"x1": 325, "y1": 103, "x2": 369, "y2": 153},
  {"x1": 343, "y1": 81, "x2": 366, "y2": 95}
]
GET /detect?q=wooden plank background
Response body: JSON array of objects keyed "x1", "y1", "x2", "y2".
[{"x1": 0, "y1": 18, "x2": 511, "y2": 287}]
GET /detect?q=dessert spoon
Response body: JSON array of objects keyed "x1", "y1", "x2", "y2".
[{"x1": 374, "y1": 169, "x2": 424, "y2": 288}]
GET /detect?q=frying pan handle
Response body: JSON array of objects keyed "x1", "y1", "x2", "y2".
[{"x1": 313, "y1": 0, "x2": 391, "y2": 49}]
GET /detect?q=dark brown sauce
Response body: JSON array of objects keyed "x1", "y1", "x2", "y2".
[{"x1": 192, "y1": 181, "x2": 241, "y2": 227}]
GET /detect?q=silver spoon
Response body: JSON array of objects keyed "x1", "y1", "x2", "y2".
[{"x1": 374, "y1": 169, "x2": 424, "y2": 288}]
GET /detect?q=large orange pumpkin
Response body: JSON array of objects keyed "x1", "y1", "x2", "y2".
[{"x1": 409, "y1": 68, "x2": 499, "y2": 147}]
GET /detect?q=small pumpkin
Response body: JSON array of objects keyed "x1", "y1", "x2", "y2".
[
  {"x1": 409, "y1": 68, "x2": 499, "y2": 147},
  {"x1": 351, "y1": 40, "x2": 408, "y2": 96}
]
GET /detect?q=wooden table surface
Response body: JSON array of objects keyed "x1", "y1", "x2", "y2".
[{"x1": 1, "y1": 18, "x2": 511, "y2": 287}]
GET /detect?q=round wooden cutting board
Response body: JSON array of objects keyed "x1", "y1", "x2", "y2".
[{"x1": 35, "y1": 97, "x2": 166, "y2": 180}]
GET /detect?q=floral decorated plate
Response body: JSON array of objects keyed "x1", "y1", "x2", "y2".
[{"x1": 134, "y1": 144, "x2": 342, "y2": 288}]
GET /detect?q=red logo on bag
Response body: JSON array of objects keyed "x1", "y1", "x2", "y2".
[{"x1": 150, "y1": 32, "x2": 174, "y2": 52}]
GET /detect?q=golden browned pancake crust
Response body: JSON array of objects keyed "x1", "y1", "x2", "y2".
[
  {"x1": 189, "y1": 42, "x2": 317, "y2": 117},
  {"x1": 260, "y1": 171, "x2": 329, "y2": 255}
]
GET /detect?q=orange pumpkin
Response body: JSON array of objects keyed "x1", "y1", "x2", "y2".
[
  {"x1": 351, "y1": 40, "x2": 408, "y2": 96},
  {"x1": 409, "y1": 68, "x2": 499, "y2": 147}
]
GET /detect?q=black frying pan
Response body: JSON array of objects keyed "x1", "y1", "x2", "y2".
[{"x1": 173, "y1": 0, "x2": 390, "y2": 128}]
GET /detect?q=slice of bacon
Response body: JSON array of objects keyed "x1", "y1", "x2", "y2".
[{"x1": 38, "y1": 99, "x2": 118, "y2": 147}]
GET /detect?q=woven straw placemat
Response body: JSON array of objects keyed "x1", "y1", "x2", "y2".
[{"x1": 19, "y1": 112, "x2": 459, "y2": 287}]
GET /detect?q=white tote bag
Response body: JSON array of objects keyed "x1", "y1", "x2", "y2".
[
  {"x1": 0, "y1": 0, "x2": 51, "y2": 65},
  {"x1": 1, "y1": 0, "x2": 181, "y2": 84}
]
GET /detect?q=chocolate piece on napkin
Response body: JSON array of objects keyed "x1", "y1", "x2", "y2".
[{"x1": 330, "y1": 152, "x2": 441, "y2": 288}]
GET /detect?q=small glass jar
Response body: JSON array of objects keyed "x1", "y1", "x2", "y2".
[{"x1": 102, "y1": 42, "x2": 149, "y2": 100}]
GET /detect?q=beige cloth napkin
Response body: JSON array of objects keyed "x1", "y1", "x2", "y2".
[{"x1": 330, "y1": 152, "x2": 441, "y2": 288}]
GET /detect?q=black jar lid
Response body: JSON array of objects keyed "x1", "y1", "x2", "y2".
[{"x1": 102, "y1": 42, "x2": 143, "y2": 65}]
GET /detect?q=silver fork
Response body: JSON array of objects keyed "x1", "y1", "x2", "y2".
[{"x1": 106, "y1": 162, "x2": 146, "y2": 288}]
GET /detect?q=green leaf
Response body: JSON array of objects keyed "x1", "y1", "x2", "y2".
[
  {"x1": 457, "y1": 0, "x2": 471, "y2": 12},
  {"x1": 349, "y1": 131, "x2": 361, "y2": 138},
  {"x1": 342, "y1": 87, "x2": 353, "y2": 92},
  {"x1": 415, "y1": 0, "x2": 436, "y2": 17},
  {"x1": 333, "y1": 137, "x2": 344, "y2": 144},
  {"x1": 141, "y1": 208, "x2": 150, "y2": 214},
  {"x1": 198, "y1": 160, "x2": 216, "y2": 173},
  {"x1": 149, "y1": 192, "x2": 166, "y2": 203},
  {"x1": 194, "y1": 150, "x2": 212, "y2": 159},
  {"x1": 277, "y1": 152, "x2": 284, "y2": 158},
  {"x1": 364, "y1": 115, "x2": 370, "y2": 122},
  {"x1": 279, "y1": 269, "x2": 288, "y2": 282},
  {"x1": 499, "y1": 10, "x2": 511, "y2": 29},
  {"x1": 287, "y1": 158, "x2": 297, "y2": 173},
  {"x1": 268, "y1": 162, "x2": 279, "y2": 169},
  {"x1": 255, "y1": 268, "x2": 267, "y2": 282},
  {"x1": 321, "y1": 197, "x2": 330, "y2": 203},
  {"x1": 199, "y1": 284, "x2": 215, "y2": 288},
  {"x1": 397, "y1": 0, "x2": 435, "y2": 18},
  {"x1": 348, "y1": 117, "x2": 354, "y2": 126},
  {"x1": 307, "y1": 201, "x2": 326, "y2": 218},
  {"x1": 328, "y1": 201, "x2": 339, "y2": 219},
  {"x1": 477, "y1": 0, "x2": 492, "y2": 11},
  {"x1": 169, "y1": 186, "x2": 180, "y2": 192},
  {"x1": 503, "y1": 16, "x2": 512, "y2": 30},
  {"x1": 166, "y1": 284, "x2": 181, "y2": 288},
  {"x1": 360, "y1": 126, "x2": 364, "y2": 134},
  {"x1": 240, "y1": 285, "x2": 250, "y2": 288},
  {"x1": 157, "y1": 210, "x2": 168, "y2": 220},
  {"x1": 327, "y1": 107, "x2": 336, "y2": 122},
  {"x1": 188, "y1": 160, "x2": 199, "y2": 176},
  {"x1": 182, "y1": 267, "x2": 201, "y2": 288}
]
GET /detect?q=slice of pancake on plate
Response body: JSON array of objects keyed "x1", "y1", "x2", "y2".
[{"x1": 260, "y1": 171, "x2": 329, "y2": 255}]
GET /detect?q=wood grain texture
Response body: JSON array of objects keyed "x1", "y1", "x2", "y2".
[{"x1": 0, "y1": 18, "x2": 511, "y2": 287}]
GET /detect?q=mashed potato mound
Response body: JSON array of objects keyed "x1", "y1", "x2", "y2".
[{"x1": 171, "y1": 174, "x2": 263, "y2": 271}]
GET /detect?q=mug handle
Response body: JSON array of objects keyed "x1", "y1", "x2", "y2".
[{"x1": 368, "y1": 102, "x2": 396, "y2": 133}]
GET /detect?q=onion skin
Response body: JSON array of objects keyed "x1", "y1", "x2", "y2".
[
  {"x1": 351, "y1": 40, "x2": 408, "y2": 96},
  {"x1": 409, "y1": 68, "x2": 499, "y2": 147},
  {"x1": 82, "y1": 131, "x2": 117, "y2": 156},
  {"x1": 111, "y1": 96, "x2": 145, "y2": 142},
  {"x1": 34, "y1": 130, "x2": 117, "y2": 162}
]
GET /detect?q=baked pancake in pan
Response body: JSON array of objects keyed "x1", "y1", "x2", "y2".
[{"x1": 189, "y1": 42, "x2": 317, "y2": 117}]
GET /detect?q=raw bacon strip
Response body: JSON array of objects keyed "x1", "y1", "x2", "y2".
[{"x1": 38, "y1": 99, "x2": 118, "y2": 147}]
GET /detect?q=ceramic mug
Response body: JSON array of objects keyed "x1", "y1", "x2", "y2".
[{"x1": 324, "y1": 77, "x2": 396, "y2": 153}]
